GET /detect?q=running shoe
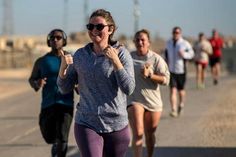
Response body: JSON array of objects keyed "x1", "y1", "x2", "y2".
[{"x1": 170, "y1": 110, "x2": 178, "y2": 117}]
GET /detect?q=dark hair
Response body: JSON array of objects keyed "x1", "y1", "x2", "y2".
[
  {"x1": 47, "y1": 29, "x2": 67, "y2": 47},
  {"x1": 199, "y1": 32, "x2": 204, "y2": 38},
  {"x1": 134, "y1": 29, "x2": 151, "y2": 41},
  {"x1": 89, "y1": 9, "x2": 117, "y2": 45},
  {"x1": 172, "y1": 26, "x2": 182, "y2": 33},
  {"x1": 212, "y1": 29, "x2": 217, "y2": 33}
]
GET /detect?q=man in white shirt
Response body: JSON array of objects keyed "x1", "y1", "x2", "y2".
[{"x1": 165, "y1": 26, "x2": 194, "y2": 117}]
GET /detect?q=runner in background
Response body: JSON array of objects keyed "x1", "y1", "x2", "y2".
[
  {"x1": 128, "y1": 29, "x2": 170, "y2": 157},
  {"x1": 29, "y1": 29, "x2": 74, "y2": 157},
  {"x1": 193, "y1": 32, "x2": 213, "y2": 89},
  {"x1": 165, "y1": 26, "x2": 194, "y2": 117},
  {"x1": 209, "y1": 29, "x2": 224, "y2": 85}
]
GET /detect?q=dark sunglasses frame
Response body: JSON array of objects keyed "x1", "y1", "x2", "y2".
[
  {"x1": 50, "y1": 36, "x2": 63, "y2": 40},
  {"x1": 86, "y1": 23, "x2": 109, "y2": 31},
  {"x1": 173, "y1": 31, "x2": 181, "y2": 35}
]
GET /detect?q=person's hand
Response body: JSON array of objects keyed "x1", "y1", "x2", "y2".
[
  {"x1": 37, "y1": 77, "x2": 47, "y2": 88},
  {"x1": 60, "y1": 50, "x2": 73, "y2": 69},
  {"x1": 142, "y1": 63, "x2": 153, "y2": 78},
  {"x1": 103, "y1": 45, "x2": 123, "y2": 70},
  {"x1": 103, "y1": 45, "x2": 120, "y2": 62},
  {"x1": 59, "y1": 50, "x2": 73, "y2": 78}
]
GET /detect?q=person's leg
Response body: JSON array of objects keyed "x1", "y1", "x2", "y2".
[
  {"x1": 212, "y1": 65, "x2": 217, "y2": 83},
  {"x1": 176, "y1": 73, "x2": 186, "y2": 115},
  {"x1": 39, "y1": 107, "x2": 57, "y2": 157},
  {"x1": 102, "y1": 125, "x2": 130, "y2": 157},
  {"x1": 196, "y1": 64, "x2": 202, "y2": 88},
  {"x1": 169, "y1": 73, "x2": 178, "y2": 117},
  {"x1": 144, "y1": 111, "x2": 161, "y2": 157},
  {"x1": 74, "y1": 123, "x2": 103, "y2": 157},
  {"x1": 210, "y1": 58, "x2": 220, "y2": 85},
  {"x1": 179, "y1": 89, "x2": 186, "y2": 107},
  {"x1": 215, "y1": 62, "x2": 221, "y2": 84},
  {"x1": 128, "y1": 104, "x2": 145, "y2": 157},
  {"x1": 39, "y1": 107, "x2": 57, "y2": 144},
  {"x1": 170, "y1": 87, "x2": 178, "y2": 117},
  {"x1": 201, "y1": 64, "x2": 207, "y2": 88},
  {"x1": 55, "y1": 106, "x2": 73, "y2": 157},
  {"x1": 210, "y1": 58, "x2": 217, "y2": 84}
]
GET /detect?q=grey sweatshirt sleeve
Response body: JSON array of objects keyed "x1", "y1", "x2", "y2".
[
  {"x1": 57, "y1": 65, "x2": 77, "y2": 94},
  {"x1": 115, "y1": 48, "x2": 135, "y2": 95}
]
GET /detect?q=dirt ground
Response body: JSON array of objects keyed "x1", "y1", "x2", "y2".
[{"x1": 199, "y1": 78, "x2": 236, "y2": 146}]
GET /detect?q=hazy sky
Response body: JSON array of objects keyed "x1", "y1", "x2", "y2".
[{"x1": 1, "y1": 0, "x2": 236, "y2": 39}]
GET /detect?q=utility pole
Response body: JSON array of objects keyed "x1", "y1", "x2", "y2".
[
  {"x1": 63, "y1": 0, "x2": 68, "y2": 33},
  {"x1": 133, "y1": 0, "x2": 140, "y2": 33},
  {"x1": 2, "y1": 0, "x2": 14, "y2": 35},
  {"x1": 84, "y1": 0, "x2": 89, "y2": 27}
]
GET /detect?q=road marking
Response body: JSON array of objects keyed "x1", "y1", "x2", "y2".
[{"x1": 7, "y1": 126, "x2": 38, "y2": 144}]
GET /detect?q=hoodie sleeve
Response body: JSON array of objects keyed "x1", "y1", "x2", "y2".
[{"x1": 114, "y1": 47, "x2": 135, "y2": 95}]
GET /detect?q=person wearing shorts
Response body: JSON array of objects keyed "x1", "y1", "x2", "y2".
[
  {"x1": 209, "y1": 29, "x2": 224, "y2": 85},
  {"x1": 194, "y1": 32, "x2": 213, "y2": 89},
  {"x1": 165, "y1": 26, "x2": 194, "y2": 117},
  {"x1": 128, "y1": 29, "x2": 170, "y2": 157},
  {"x1": 169, "y1": 73, "x2": 186, "y2": 90}
]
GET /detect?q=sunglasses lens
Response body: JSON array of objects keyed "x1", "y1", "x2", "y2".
[
  {"x1": 86, "y1": 23, "x2": 108, "y2": 31},
  {"x1": 96, "y1": 24, "x2": 105, "y2": 31},
  {"x1": 51, "y1": 36, "x2": 62, "y2": 40},
  {"x1": 86, "y1": 24, "x2": 94, "y2": 31}
]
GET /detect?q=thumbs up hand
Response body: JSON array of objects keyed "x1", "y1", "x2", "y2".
[
  {"x1": 60, "y1": 50, "x2": 73, "y2": 68},
  {"x1": 59, "y1": 50, "x2": 73, "y2": 78}
]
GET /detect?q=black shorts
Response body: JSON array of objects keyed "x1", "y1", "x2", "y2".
[
  {"x1": 39, "y1": 104, "x2": 73, "y2": 144},
  {"x1": 209, "y1": 57, "x2": 221, "y2": 67},
  {"x1": 170, "y1": 73, "x2": 186, "y2": 90}
]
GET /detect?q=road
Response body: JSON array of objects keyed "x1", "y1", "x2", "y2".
[{"x1": 0, "y1": 68, "x2": 236, "y2": 157}]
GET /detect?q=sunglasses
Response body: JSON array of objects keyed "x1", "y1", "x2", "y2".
[
  {"x1": 50, "y1": 36, "x2": 63, "y2": 40},
  {"x1": 173, "y1": 31, "x2": 180, "y2": 34},
  {"x1": 86, "y1": 23, "x2": 109, "y2": 31}
]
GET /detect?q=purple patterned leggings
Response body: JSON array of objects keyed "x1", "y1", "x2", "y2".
[{"x1": 74, "y1": 123, "x2": 130, "y2": 157}]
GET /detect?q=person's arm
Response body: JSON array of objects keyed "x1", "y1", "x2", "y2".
[
  {"x1": 28, "y1": 58, "x2": 47, "y2": 92},
  {"x1": 179, "y1": 41, "x2": 194, "y2": 60},
  {"x1": 144, "y1": 56, "x2": 170, "y2": 86},
  {"x1": 57, "y1": 50, "x2": 77, "y2": 94},
  {"x1": 203, "y1": 41, "x2": 213, "y2": 55},
  {"x1": 164, "y1": 49, "x2": 169, "y2": 65},
  {"x1": 109, "y1": 47, "x2": 135, "y2": 95},
  {"x1": 58, "y1": 50, "x2": 73, "y2": 78}
]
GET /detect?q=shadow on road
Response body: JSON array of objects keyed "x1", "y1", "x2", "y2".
[{"x1": 67, "y1": 146, "x2": 236, "y2": 157}]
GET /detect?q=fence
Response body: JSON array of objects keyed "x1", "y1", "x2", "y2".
[
  {"x1": 0, "y1": 47, "x2": 236, "y2": 74},
  {"x1": 222, "y1": 47, "x2": 236, "y2": 74}
]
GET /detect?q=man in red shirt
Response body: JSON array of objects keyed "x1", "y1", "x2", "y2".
[{"x1": 209, "y1": 29, "x2": 223, "y2": 85}]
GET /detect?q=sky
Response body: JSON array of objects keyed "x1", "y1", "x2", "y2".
[{"x1": 1, "y1": 0, "x2": 236, "y2": 40}]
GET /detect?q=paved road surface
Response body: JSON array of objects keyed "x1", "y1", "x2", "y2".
[{"x1": 0, "y1": 68, "x2": 236, "y2": 157}]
